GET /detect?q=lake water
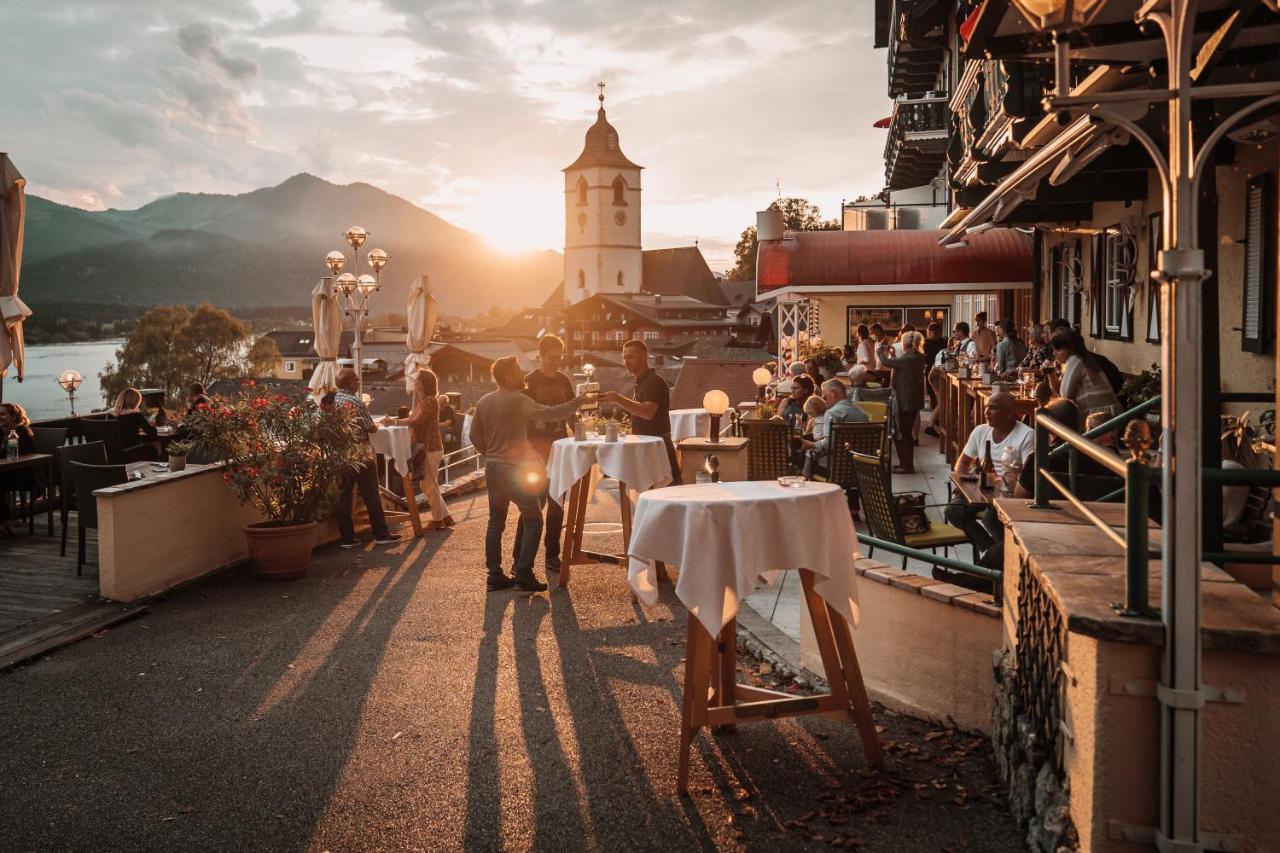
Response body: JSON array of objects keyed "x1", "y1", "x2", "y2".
[{"x1": 5, "y1": 340, "x2": 121, "y2": 421}]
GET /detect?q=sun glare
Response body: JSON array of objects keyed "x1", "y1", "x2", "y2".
[{"x1": 448, "y1": 180, "x2": 564, "y2": 254}]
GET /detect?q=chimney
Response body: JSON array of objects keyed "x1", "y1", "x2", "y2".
[
  {"x1": 654, "y1": 293, "x2": 662, "y2": 305},
  {"x1": 757, "y1": 208, "x2": 784, "y2": 241}
]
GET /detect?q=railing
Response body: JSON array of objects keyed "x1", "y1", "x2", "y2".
[
  {"x1": 1031, "y1": 391, "x2": 1280, "y2": 617},
  {"x1": 440, "y1": 443, "x2": 481, "y2": 483},
  {"x1": 884, "y1": 93, "x2": 949, "y2": 187},
  {"x1": 856, "y1": 533, "x2": 1001, "y2": 604}
]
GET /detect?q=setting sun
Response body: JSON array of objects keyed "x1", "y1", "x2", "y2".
[{"x1": 441, "y1": 178, "x2": 565, "y2": 254}]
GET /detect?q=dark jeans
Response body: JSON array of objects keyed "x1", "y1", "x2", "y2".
[
  {"x1": 336, "y1": 459, "x2": 390, "y2": 540},
  {"x1": 943, "y1": 498, "x2": 1001, "y2": 561},
  {"x1": 513, "y1": 491, "x2": 564, "y2": 570},
  {"x1": 486, "y1": 460, "x2": 545, "y2": 581}
]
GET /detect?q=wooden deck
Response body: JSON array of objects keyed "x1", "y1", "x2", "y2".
[{"x1": 0, "y1": 514, "x2": 100, "y2": 636}]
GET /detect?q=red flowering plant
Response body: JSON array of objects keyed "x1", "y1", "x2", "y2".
[{"x1": 183, "y1": 387, "x2": 367, "y2": 526}]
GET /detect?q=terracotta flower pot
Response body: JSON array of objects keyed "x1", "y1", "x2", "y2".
[
  {"x1": 243, "y1": 521, "x2": 317, "y2": 580},
  {"x1": 168, "y1": 455, "x2": 187, "y2": 472}
]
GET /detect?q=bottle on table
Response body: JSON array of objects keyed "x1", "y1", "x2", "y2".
[
  {"x1": 979, "y1": 439, "x2": 995, "y2": 491},
  {"x1": 6, "y1": 429, "x2": 18, "y2": 461}
]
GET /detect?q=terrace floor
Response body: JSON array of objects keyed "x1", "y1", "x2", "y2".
[
  {"x1": 0, "y1": 510, "x2": 100, "y2": 635},
  {"x1": 0, "y1": 485, "x2": 1022, "y2": 851}
]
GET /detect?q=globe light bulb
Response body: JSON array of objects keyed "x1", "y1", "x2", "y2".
[
  {"x1": 336, "y1": 273, "x2": 358, "y2": 295},
  {"x1": 367, "y1": 247, "x2": 388, "y2": 272},
  {"x1": 356, "y1": 273, "x2": 378, "y2": 294},
  {"x1": 324, "y1": 250, "x2": 346, "y2": 273},
  {"x1": 344, "y1": 226, "x2": 368, "y2": 249}
]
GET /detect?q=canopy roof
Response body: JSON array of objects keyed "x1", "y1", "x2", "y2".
[{"x1": 756, "y1": 228, "x2": 1033, "y2": 295}]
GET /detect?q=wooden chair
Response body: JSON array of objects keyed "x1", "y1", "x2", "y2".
[
  {"x1": 55, "y1": 442, "x2": 108, "y2": 557},
  {"x1": 742, "y1": 419, "x2": 791, "y2": 480},
  {"x1": 851, "y1": 451, "x2": 968, "y2": 569},
  {"x1": 68, "y1": 460, "x2": 127, "y2": 573},
  {"x1": 79, "y1": 418, "x2": 125, "y2": 464}
]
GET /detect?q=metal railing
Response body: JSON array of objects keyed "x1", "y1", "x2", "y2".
[
  {"x1": 1031, "y1": 392, "x2": 1280, "y2": 617},
  {"x1": 856, "y1": 533, "x2": 1001, "y2": 603}
]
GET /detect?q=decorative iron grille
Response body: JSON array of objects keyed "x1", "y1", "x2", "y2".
[{"x1": 1014, "y1": 557, "x2": 1067, "y2": 772}]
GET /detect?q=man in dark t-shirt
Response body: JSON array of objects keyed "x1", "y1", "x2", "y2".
[
  {"x1": 600, "y1": 338, "x2": 682, "y2": 485},
  {"x1": 514, "y1": 335, "x2": 576, "y2": 573}
]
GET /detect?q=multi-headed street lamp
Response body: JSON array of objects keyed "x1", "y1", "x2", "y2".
[{"x1": 323, "y1": 226, "x2": 388, "y2": 397}]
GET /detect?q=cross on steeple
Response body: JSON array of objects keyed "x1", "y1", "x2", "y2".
[{"x1": 597, "y1": 80, "x2": 606, "y2": 106}]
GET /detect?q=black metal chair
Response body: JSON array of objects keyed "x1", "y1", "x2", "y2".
[
  {"x1": 55, "y1": 441, "x2": 108, "y2": 557},
  {"x1": 79, "y1": 418, "x2": 125, "y2": 464},
  {"x1": 68, "y1": 460, "x2": 127, "y2": 574},
  {"x1": 742, "y1": 419, "x2": 791, "y2": 480},
  {"x1": 850, "y1": 451, "x2": 968, "y2": 569},
  {"x1": 32, "y1": 426, "x2": 69, "y2": 521}
]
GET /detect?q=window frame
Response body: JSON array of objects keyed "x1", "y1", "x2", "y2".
[
  {"x1": 284, "y1": 360, "x2": 296, "y2": 373},
  {"x1": 612, "y1": 175, "x2": 627, "y2": 206},
  {"x1": 1099, "y1": 228, "x2": 1135, "y2": 342},
  {"x1": 1241, "y1": 172, "x2": 1274, "y2": 354}
]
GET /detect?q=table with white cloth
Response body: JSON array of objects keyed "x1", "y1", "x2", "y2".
[
  {"x1": 626, "y1": 480, "x2": 882, "y2": 793},
  {"x1": 369, "y1": 424, "x2": 423, "y2": 537},
  {"x1": 668, "y1": 408, "x2": 710, "y2": 443},
  {"x1": 547, "y1": 434, "x2": 672, "y2": 588}
]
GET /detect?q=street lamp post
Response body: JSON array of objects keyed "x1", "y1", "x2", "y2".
[
  {"x1": 323, "y1": 227, "x2": 388, "y2": 397},
  {"x1": 1010, "y1": 1, "x2": 1280, "y2": 847},
  {"x1": 57, "y1": 369, "x2": 83, "y2": 416}
]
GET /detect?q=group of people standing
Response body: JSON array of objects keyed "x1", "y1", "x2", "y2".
[{"x1": 468, "y1": 336, "x2": 681, "y2": 593}]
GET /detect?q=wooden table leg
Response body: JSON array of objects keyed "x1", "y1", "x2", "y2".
[
  {"x1": 557, "y1": 477, "x2": 583, "y2": 589},
  {"x1": 618, "y1": 479, "x2": 632, "y2": 555},
  {"x1": 827, "y1": 600, "x2": 885, "y2": 768},
  {"x1": 401, "y1": 473, "x2": 423, "y2": 538},
  {"x1": 678, "y1": 612, "x2": 714, "y2": 795},
  {"x1": 799, "y1": 570, "x2": 851, "y2": 708},
  {"x1": 713, "y1": 618, "x2": 737, "y2": 733}
]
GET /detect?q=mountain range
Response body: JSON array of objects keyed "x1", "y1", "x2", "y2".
[{"x1": 21, "y1": 173, "x2": 563, "y2": 316}]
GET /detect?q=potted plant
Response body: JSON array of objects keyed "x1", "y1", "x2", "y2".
[
  {"x1": 167, "y1": 439, "x2": 193, "y2": 472},
  {"x1": 184, "y1": 387, "x2": 366, "y2": 580}
]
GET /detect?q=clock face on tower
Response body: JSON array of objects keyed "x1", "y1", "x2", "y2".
[{"x1": 614, "y1": 210, "x2": 627, "y2": 226}]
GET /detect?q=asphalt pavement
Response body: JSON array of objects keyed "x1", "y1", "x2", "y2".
[{"x1": 0, "y1": 488, "x2": 1023, "y2": 852}]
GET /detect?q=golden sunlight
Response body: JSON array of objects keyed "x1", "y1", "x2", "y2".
[{"x1": 451, "y1": 179, "x2": 565, "y2": 254}]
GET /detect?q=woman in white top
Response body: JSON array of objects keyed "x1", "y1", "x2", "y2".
[
  {"x1": 1050, "y1": 330, "x2": 1121, "y2": 420},
  {"x1": 855, "y1": 324, "x2": 876, "y2": 368}
]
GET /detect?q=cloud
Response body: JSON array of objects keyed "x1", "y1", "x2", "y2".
[
  {"x1": 58, "y1": 89, "x2": 167, "y2": 148},
  {"x1": 176, "y1": 22, "x2": 258, "y2": 81}
]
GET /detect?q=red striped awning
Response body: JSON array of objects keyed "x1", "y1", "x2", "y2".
[{"x1": 756, "y1": 228, "x2": 1032, "y2": 292}]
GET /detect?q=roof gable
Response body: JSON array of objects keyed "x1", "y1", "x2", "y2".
[{"x1": 641, "y1": 247, "x2": 726, "y2": 305}]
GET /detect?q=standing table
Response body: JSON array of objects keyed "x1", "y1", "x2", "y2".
[
  {"x1": 547, "y1": 435, "x2": 672, "y2": 588},
  {"x1": 369, "y1": 424, "x2": 423, "y2": 538},
  {"x1": 627, "y1": 481, "x2": 883, "y2": 793}
]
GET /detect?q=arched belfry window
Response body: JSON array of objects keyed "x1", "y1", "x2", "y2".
[
  {"x1": 612, "y1": 175, "x2": 626, "y2": 205},
  {"x1": 616, "y1": 271, "x2": 624, "y2": 288},
  {"x1": 576, "y1": 177, "x2": 588, "y2": 206},
  {"x1": 577, "y1": 270, "x2": 586, "y2": 289}
]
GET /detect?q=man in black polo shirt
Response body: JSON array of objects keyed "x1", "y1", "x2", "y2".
[
  {"x1": 514, "y1": 334, "x2": 576, "y2": 573},
  {"x1": 601, "y1": 338, "x2": 682, "y2": 485}
]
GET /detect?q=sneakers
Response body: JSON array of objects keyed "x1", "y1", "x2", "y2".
[
  {"x1": 338, "y1": 538, "x2": 362, "y2": 549},
  {"x1": 512, "y1": 576, "x2": 548, "y2": 592},
  {"x1": 924, "y1": 426, "x2": 939, "y2": 438},
  {"x1": 374, "y1": 533, "x2": 401, "y2": 545},
  {"x1": 487, "y1": 573, "x2": 515, "y2": 591}
]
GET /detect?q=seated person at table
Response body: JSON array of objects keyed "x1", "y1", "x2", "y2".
[
  {"x1": 1048, "y1": 330, "x2": 1121, "y2": 421},
  {"x1": 110, "y1": 388, "x2": 161, "y2": 461},
  {"x1": 0, "y1": 403, "x2": 39, "y2": 536},
  {"x1": 802, "y1": 379, "x2": 869, "y2": 478},
  {"x1": 779, "y1": 375, "x2": 815, "y2": 423},
  {"x1": 470, "y1": 356, "x2": 591, "y2": 593},
  {"x1": 803, "y1": 395, "x2": 829, "y2": 439},
  {"x1": 184, "y1": 382, "x2": 211, "y2": 417},
  {"x1": 333, "y1": 369, "x2": 400, "y2": 549},
  {"x1": 438, "y1": 394, "x2": 459, "y2": 451},
  {"x1": 943, "y1": 391, "x2": 1034, "y2": 564}
]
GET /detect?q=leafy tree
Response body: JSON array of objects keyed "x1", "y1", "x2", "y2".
[
  {"x1": 99, "y1": 303, "x2": 256, "y2": 405},
  {"x1": 180, "y1": 303, "x2": 250, "y2": 388},
  {"x1": 244, "y1": 334, "x2": 282, "y2": 378},
  {"x1": 725, "y1": 197, "x2": 840, "y2": 282}
]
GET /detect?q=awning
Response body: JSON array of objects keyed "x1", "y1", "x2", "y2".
[{"x1": 756, "y1": 228, "x2": 1032, "y2": 296}]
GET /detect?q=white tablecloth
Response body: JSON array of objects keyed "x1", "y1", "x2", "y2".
[
  {"x1": 547, "y1": 435, "x2": 672, "y2": 506},
  {"x1": 370, "y1": 424, "x2": 414, "y2": 477},
  {"x1": 461, "y1": 414, "x2": 473, "y2": 448},
  {"x1": 669, "y1": 408, "x2": 710, "y2": 442},
  {"x1": 627, "y1": 481, "x2": 860, "y2": 636}
]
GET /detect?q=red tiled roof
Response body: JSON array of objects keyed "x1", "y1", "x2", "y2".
[{"x1": 757, "y1": 228, "x2": 1032, "y2": 292}]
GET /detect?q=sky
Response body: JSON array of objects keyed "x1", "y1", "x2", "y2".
[{"x1": 0, "y1": 1, "x2": 893, "y2": 271}]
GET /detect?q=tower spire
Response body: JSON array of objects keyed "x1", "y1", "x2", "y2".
[{"x1": 597, "y1": 80, "x2": 606, "y2": 113}]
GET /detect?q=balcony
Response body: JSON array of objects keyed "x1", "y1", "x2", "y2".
[
  {"x1": 885, "y1": 0, "x2": 946, "y2": 97},
  {"x1": 947, "y1": 58, "x2": 1048, "y2": 187},
  {"x1": 883, "y1": 93, "x2": 949, "y2": 190}
]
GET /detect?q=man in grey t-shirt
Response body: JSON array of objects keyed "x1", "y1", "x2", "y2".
[{"x1": 470, "y1": 356, "x2": 588, "y2": 592}]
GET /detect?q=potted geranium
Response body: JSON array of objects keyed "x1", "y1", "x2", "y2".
[
  {"x1": 167, "y1": 439, "x2": 193, "y2": 472},
  {"x1": 184, "y1": 386, "x2": 366, "y2": 580}
]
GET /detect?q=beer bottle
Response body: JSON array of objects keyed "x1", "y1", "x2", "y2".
[{"x1": 980, "y1": 439, "x2": 995, "y2": 490}]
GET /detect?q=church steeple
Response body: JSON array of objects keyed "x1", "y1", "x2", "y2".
[{"x1": 563, "y1": 83, "x2": 642, "y2": 172}]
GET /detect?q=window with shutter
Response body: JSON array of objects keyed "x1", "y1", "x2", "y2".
[
  {"x1": 1147, "y1": 212, "x2": 1162, "y2": 343},
  {"x1": 1242, "y1": 174, "x2": 1272, "y2": 353}
]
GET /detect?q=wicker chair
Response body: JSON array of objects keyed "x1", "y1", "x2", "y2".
[
  {"x1": 742, "y1": 419, "x2": 791, "y2": 480},
  {"x1": 816, "y1": 421, "x2": 886, "y2": 491},
  {"x1": 851, "y1": 451, "x2": 967, "y2": 569}
]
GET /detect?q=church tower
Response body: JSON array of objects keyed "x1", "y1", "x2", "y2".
[{"x1": 563, "y1": 84, "x2": 643, "y2": 305}]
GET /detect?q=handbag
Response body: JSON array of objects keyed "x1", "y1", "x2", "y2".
[{"x1": 894, "y1": 491, "x2": 931, "y2": 535}]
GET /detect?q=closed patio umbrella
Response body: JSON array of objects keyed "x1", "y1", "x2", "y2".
[
  {"x1": 0, "y1": 154, "x2": 31, "y2": 388},
  {"x1": 307, "y1": 277, "x2": 342, "y2": 401},
  {"x1": 404, "y1": 274, "x2": 438, "y2": 392}
]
